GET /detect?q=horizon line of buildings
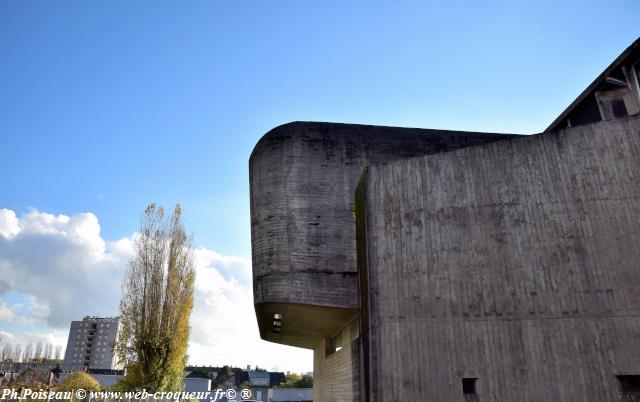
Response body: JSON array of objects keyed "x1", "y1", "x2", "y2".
[
  {"x1": 43, "y1": 315, "x2": 307, "y2": 375},
  {"x1": 3, "y1": 315, "x2": 314, "y2": 402}
]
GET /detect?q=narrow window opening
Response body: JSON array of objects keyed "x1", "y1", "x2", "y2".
[
  {"x1": 611, "y1": 98, "x2": 628, "y2": 118},
  {"x1": 325, "y1": 316, "x2": 359, "y2": 356},
  {"x1": 462, "y1": 378, "x2": 478, "y2": 395},
  {"x1": 272, "y1": 313, "x2": 282, "y2": 334},
  {"x1": 617, "y1": 375, "x2": 640, "y2": 395},
  {"x1": 329, "y1": 331, "x2": 344, "y2": 354}
]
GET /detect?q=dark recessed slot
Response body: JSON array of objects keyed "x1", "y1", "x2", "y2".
[
  {"x1": 617, "y1": 375, "x2": 640, "y2": 395},
  {"x1": 462, "y1": 378, "x2": 478, "y2": 395},
  {"x1": 611, "y1": 99, "x2": 628, "y2": 118}
]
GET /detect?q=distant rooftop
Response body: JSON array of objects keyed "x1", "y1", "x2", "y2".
[
  {"x1": 246, "y1": 370, "x2": 271, "y2": 379},
  {"x1": 81, "y1": 316, "x2": 119, "y2": 321}
]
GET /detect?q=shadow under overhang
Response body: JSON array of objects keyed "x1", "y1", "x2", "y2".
[{"x1": 255, "y1": 302, "x2": 358, "y2": 349}]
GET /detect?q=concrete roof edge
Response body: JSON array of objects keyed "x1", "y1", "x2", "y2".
[
  {"x1": 249, "y1": 120, "x2": 525, "y2": 162},
  {"x1": 545, "y1": 36, "x2": 640, "y2": 133}
]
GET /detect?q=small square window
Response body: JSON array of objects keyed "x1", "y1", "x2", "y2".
[
  {"x1": 617, "y1": 375, "x2": 640, "y2": 395},
  {"x1": 462, "y1": 378, "x2": 478, "y2": 395}
]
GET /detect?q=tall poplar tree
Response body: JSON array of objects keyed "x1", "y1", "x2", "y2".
[
  {"x1": 54, "y1": 345, "x2": 62, "y2": 361},
  {"x1": 23, "y1": 343, "x2": 32, "y2": 362},
  {"x1": 34, "y1": 341, "x2": 42, "y2": 361},
  {"x1": 115, "y1": 204, "x2": 195, "y2": 391},
  {"x1": 1, "y1": 344, "x2": 13, "y2": 362},
  {"x1": 13, "y1": 344, "x2": 22, "y2": 362}
]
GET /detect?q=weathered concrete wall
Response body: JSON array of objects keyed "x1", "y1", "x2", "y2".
[
  {"x1": 360, "y1": 115, "x2": 640, "y2": 402},
  {"x1": 313, "y1": 336, "x2": 360, "y2": 402},
  {"x1": 250, "y1": 121, "x2": 520, "y2": 347}
]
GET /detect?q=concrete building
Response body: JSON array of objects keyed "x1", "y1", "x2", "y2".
[
  {"x1": 546, "y1": 38, "x2": 640, "y2": 132},
  {"x1": 62, "y1": 316, "x2": 122, "y2": 371},
  {"x1": 236, "y1": 370, "x2": 272, "y2": 402},
  {"x1": 250, "y1": 38, "x2": 640, "y2": 402},
  {"x1": 183, "y1": 376, "x2": 212, "y2": 402}
]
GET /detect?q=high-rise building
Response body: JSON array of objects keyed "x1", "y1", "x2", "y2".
[{"x1": 62, "y1": 316, "x2": 123, "y2": 371}]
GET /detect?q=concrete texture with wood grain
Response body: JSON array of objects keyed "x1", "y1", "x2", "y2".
[
  {"x1": 249, "y1": 121, "x2": 519, "y2": 348},
  {"x1": 359, "y1": 115, "x2": 640, "y2": 402}
]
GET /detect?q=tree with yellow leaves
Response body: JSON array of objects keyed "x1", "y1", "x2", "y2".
[
  {"x1": 115, "y1": 204, "x2": 195, "y2": 392},
  {"x1": 57, "y1": 371, "x2": 101, "y2": 392}
]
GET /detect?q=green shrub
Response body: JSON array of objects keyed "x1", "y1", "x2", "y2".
[{"x1": 56, "y1": 372, "x2": 100, "y2": 392}]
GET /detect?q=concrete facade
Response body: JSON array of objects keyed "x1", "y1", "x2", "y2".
[
  {"x1": 250, "y1": 38, "x2": 640, "y2": 402},
  {"x1": 62, "y1": 316, "x2": 122, "y2": 371},
  {"x1": 250, "y1": 122, "x2": 520, "y2": 349},
  {"x1": 358, "y1": 115, "x2": 640, "y2": 402},
  {"x1": 312, "y1": 321, "x2": 360, "y2": 402},
  {"x1": 250, "y1": 123, "x2": 521, "y2": 402}
]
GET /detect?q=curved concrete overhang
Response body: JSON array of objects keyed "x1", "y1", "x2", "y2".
[{"x1": 250, "y1": 121, "x2": 522, "y2": 349}]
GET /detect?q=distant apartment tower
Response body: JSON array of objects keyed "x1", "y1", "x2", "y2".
[{"x1": 62, "y1": 316, "x2": 123, "y2": 371}]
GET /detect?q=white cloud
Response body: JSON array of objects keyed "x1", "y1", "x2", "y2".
[
  {"x1": 0, "y1": 208, "x2": 312, "y2": 372},
  {"x1": 0, "y1": 295, "x2": 50, "y2": 325},
  {"x1": 188, "y1": 249, "x2": 312, "y2": 372},
  {"x1": 0, "y1": 300, "x2": 16, "y2": 321},
  {"x1": 0, "y1": 329, "x2": 68, "y2": 350},
  {"x1": 0, "y1": 209, "x2": 20, "y2": 239},
  {"x1": 0, "y1": 210, "x2": 127, "y2": 328}
]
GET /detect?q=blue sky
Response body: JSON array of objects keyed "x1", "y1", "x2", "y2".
[
  {"x1": 0, "y1": 0, "x2": 639, "y2": 371},
  {"x1": 1, "y1": 1, "x2": 638, "y2": 255}
]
